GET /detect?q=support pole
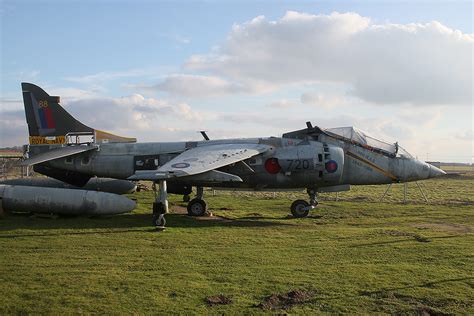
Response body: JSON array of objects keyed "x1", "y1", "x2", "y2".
[
  {"x1": 380, "y1": 183, "x2": 392, "y2": 202},
  {"x1": 415, "y1": 181, "x2": 429, "y2": 203},
  {"x1": 403, "y1": 183, "x2": 408, "y2": 204}
]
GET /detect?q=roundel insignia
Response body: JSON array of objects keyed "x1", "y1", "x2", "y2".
[
  {"x1": 325, "y1": 160, "x2": 338, "y2": 173},
  {"x1": 171, "y1": 162, "x2": 190, "y2": 169}
]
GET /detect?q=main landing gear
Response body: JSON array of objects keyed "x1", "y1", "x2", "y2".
[
  {"x1": 151, "y1": 182, "x2": 208, "y2": 227},
  {"x1": 290, "y1": 188, "x2": 318, "y2": 218},
  {"x1": 186, "y1": 186, "x2": 208, "y2": 216}
]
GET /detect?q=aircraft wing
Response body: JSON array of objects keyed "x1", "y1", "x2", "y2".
[
  {"x1": 128, "y1": 169, "x2": 243, "y2": 183},
  {"x1": 21, "y1": 145, "x2": 99, "y2": 166},
  {"x1": 128, "y1": 143, "x2": 269, "y2": 180}
]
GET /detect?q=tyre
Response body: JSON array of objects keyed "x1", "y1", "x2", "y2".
[
  {"x1": 290, "y1": 200, "x2": 310, "y2": 218},
  {"x1": 187, "y1": 198, "x2": 207, "y2": 216}
]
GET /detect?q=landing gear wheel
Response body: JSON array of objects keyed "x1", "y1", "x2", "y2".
[
  {"x1": 187, "y1": 198, "x2": 207, "y2": 216},
  {"x1": 183, "y1": 195, "x2": 191, "y2": 202},
  {"x1": 291, "y1": 200, "x2": 310, "y2": 218},
  {"x1": 152, "y1": 202, "x2": 166, "y2": 227}
]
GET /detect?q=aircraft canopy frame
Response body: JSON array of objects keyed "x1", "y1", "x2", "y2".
[{"x1": 323, "y1": 126, "x2": 413, "y2": 158}]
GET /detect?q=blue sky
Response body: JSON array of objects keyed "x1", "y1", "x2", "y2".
[{"x1": 1, "y1": 0, "x2": 472, "y2": 162}]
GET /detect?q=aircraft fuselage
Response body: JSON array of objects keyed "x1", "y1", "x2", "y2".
[{"x1": 36, "y1": 135, "x2": 440, "y2": 192}]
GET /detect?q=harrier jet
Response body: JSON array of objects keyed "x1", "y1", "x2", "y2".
[{"x1": 20, "y1": 83, "x2": 445, "y2": 226}]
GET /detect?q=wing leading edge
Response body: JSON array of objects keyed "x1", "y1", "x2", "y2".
[{"x1": 128, "y1": 143, "x2": 270, "y2": 181}]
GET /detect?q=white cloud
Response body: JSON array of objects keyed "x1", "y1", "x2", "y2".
[
  {"x1": 300, "y1": 93, "x2": 348, "y2": 108},
  {"x1": 142, "y1": 74, "x2": 251, "y2": 97},
  {"x1": 267, "y1": 99, "x2": 298, "y2": 108},
  {"x1": 455, "y1": 129, "x2": 473, "y2": 141},
  {"x1": 185, "y1": 11, "x2": 473, "y2": 105},
  {"x1": 64, "y1": 94, "x2": 203, "y2": 133},
  {"x1": 0, "y1": 110, "x2": 28, "y2": 146},
  {"x1": 46, "y1": 87, "x2": 102, "y2": 101},
  {"x1": 65, "y1": 69, "x2": 153, "y2": 84}
]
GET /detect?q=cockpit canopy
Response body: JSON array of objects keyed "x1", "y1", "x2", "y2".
[{"x1": 323, "y1": 126, "x2": 413, "y2": 158}]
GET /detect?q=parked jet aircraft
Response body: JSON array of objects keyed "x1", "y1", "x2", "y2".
[{"x1": 19, "y1": 83, "x2": 445, "y2": 226}]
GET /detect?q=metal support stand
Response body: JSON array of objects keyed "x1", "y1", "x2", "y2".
[
  {"x1": 403, "y1": 183, "x2": 408, "y2": 204},
  {"x1": 380, "y1": 183, "x2": 392, "y2": 202},
  {"x1": 415, "y1": 181, "x2": 429, "y2": 203},
  {"x1": 380, "y1": 182, "x2": 428, "y2": 204}
]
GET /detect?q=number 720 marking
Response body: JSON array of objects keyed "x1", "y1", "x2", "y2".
[{"x1": 286, "y1": 159, "x2": 312, "y2": 170}]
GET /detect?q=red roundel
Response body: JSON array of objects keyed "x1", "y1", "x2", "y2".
[
  {"x1": 325, "y1": 160, "x2": 338, "y2": 173},
  {"x1": 265, "y1": 158, "x2": 281, "y2": 174}
]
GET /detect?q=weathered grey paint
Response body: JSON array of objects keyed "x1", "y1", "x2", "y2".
[
  {"x1": 21, "y1": 82, "x2": 445, "y2": 194},
  {"x1": 33, "y1": 133, "x2": 445, "y2": 192}
]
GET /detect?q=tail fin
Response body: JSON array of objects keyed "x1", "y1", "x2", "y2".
[{"x1": 21, "y1": 83, "x2": 136, "y2": 145}]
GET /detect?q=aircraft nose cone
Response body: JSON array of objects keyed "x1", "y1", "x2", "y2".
[{"x1": 429, "y1": 165, "x2": 446, "y2": 178}]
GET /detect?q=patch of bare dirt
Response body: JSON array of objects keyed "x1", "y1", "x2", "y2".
[
  {"x1": 170, "y1": 205, "x2": 233, "y2": 222},
  {"x1": 379, "y1": 230, "x2": 431, "y2": 242},
  {"x1": 194, "y1": 214, "x2": 233, "y2": 222},
  {"x1": 170, "y1": 205, "x2": 188, "y2": 214},
  {"x1": 414, "y1": 223, "x2": 473, "y2": 234},
  {"x1": 205, "y1": 294, "x2": 232, "y2": 306},
  {"x1": 382, "y1": 230, "x2": 415, "y2": 237},
  {"x1": 257, "y1": 290, "x2": 314, "y2": 310},
  {"x1": 360, "y1": 290, "x2": 456, "y2": 315}
]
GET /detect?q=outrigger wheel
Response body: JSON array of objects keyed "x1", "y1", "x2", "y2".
[
  {"x1": 187, "y1": 198, "x2": 207, "y2": 216},
  {"x1": 152, "y1": 202, "x2": 167, "y2": 227}
]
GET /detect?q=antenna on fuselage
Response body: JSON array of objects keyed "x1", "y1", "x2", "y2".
[
  {"x1": 306, "y1": 121, "x2": 313, "y2": 129},
  {"x1": 199, "y1": 131, "x2": 210, "y2": 141}
]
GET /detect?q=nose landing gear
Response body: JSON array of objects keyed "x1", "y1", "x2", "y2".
[{"x1": 290, "y1": 188, "x2": 318, "y2": 218}]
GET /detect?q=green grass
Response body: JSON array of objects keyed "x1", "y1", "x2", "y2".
[{"x1": 1, "y1": 176, "x2": 473, "y2": 314}]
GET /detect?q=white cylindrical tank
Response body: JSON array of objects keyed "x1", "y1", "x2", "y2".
[{"x1": 0, "y1": 185, "x2": 136, "y2": 215}]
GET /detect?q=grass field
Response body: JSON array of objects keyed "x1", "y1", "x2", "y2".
[{"x1": 0, "y1": 174, "x2": 473, "y2": 314}]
